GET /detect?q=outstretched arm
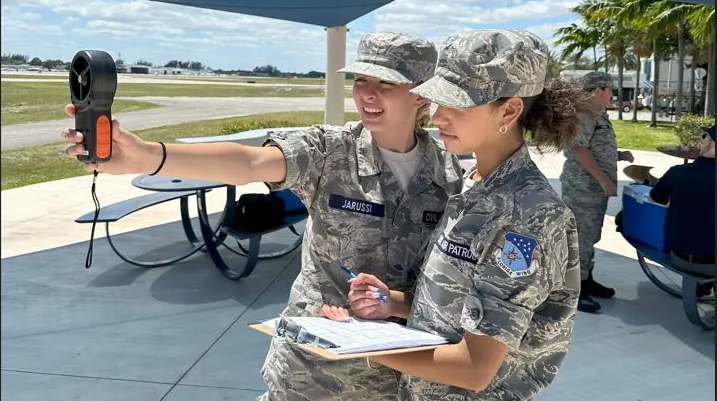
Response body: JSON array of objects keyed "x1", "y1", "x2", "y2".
[{"x1": 63, "y1": 104, "x2": 288, "y2": 186}]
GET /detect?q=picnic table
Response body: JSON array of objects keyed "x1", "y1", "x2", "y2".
[
  {"x1": 655, "y1": 145, "x2": 699, "y2": 165},
  {"x1": 75, "y1": 127, "x2": 310, "y2": 280}
]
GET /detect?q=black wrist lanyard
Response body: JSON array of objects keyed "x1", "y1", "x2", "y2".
[{"x1": 85, "y1": 170, "x2": 100, "y2": 268}]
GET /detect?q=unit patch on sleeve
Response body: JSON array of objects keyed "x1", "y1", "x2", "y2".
[{"x1": 495, "y1": 231, "x2": 539, "y2": 278}]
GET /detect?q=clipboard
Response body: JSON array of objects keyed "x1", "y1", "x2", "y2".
[{"x1": 248, "y1": 321, "x2": 446, "y2": 361}]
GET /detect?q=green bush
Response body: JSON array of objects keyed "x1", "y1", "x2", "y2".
[
  {"x1": 220, "y1": 119, "x2": 300, "y2": 135},
  {"x1": 673, "y1": 114, "x2": 713, "y2": 148}
]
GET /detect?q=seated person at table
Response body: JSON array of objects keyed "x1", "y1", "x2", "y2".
[{"x1": 649, "y1": 125, "x2": 715, "y2": 275}]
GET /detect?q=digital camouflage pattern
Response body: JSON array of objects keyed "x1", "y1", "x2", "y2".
[
  {"x1": 403, "y1": 145, "x2": 581, "y2": 401},
  {"x1": 410, "y1": 29, "x2": 549, "y2": 109},
  {"x1": 561, "y1": 111, "x2": 619, "y2": 189},
  {"x1": 581, "y1": 71, "x2": 614, "y2": 91},
  {"x1": 560, "y1": 110, "x2": 618, "y2": 279},
  {"x1": 257, "y1": 122, "x2": 463, "y2": 401},
  {"x1": 339, "y1": 32, "x2": 438, "y2": 84},
  {"x1": 562, "y1": 191, "x2": 608, "y2": 281}
]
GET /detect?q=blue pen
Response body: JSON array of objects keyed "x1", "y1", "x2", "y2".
[{"x1": 340, "y1": 266, "x2": 388, "y2": 303}]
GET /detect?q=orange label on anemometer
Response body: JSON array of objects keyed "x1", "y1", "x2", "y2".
[{"x1": 96, "y1": 115, "x2": 111, "y2": 158}]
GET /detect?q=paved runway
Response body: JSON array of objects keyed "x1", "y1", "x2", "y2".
[
  {"x1": 1, "y1": 70, "x2": 670, "y2": 149},
  {"x1": 1, "y1": 97, "x2": 358, "y2": 149}
]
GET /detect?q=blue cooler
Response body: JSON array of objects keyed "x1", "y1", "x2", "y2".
[{"x1": 622, "y1": 184, "x2": 668, "y2": 251}]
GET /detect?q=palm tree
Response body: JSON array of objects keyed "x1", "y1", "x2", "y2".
[
  {"x1": 546, "y1": 50, "x2": 563, "y2": 79},
  {"x1": 647, "y1": 1, "x2": 701, "y2": 118},
  {"x1": 631, "y1": 35, "x2": 653, "y2": 121},
  {"x1": 686, "y1": 5, "x2": 715, "y2": 116},
  {"x1": 554, "y1": 23, "x2": 601, "y2": 69},
  {"x1": 611, "y1": 0, "x2": 677, "y2": 126},
  {"x1": 579, "y1": 0, "x2": 637, "y2": 120},
  {"x1": 684, "y1": 32, "x2": 708, "y2": 113}
]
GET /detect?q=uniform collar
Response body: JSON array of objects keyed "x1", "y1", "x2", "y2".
[
  {"x1": 464, "y1": 144, "x2": 531, "y2": 192},
  {"x1": 354, "y1": 123, "x2": 462, "y2": 193},
  {"x1": 355, "y1": 123, "x2": 382, "y2": 177}
]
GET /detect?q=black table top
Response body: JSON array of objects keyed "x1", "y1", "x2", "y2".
[{"x1": 132, "y1": 175, "x2": 227, "y2": 192}]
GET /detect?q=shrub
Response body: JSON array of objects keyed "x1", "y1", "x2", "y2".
[
  {"x1": 220, "y1": 119, "x2": 299, "y2": 135},
  {"x1": 673, "y1": 114, "x2": 713, "y2": 148}
]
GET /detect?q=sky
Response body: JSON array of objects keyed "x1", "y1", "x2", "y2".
[{"x1": 0, "y1": 0, "x2": 581, "y2": 73}]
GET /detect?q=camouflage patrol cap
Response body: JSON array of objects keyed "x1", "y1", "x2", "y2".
[
  {"x1": 410, "y1": 29, "x2": 549, "y2": 108},
  {"x1": 583, "y1": 71, "x2": 614, "y2": 90},
  {"x1": 338, "y1": 32, "x2": 438, "y2": 84}
]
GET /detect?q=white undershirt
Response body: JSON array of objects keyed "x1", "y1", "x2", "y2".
[
  {"x1": 378, "y1": 143, "x2": 422, "y2": 192},
  {"x1": 462, "y1": 174, "x2": 475, "y2": 193}
]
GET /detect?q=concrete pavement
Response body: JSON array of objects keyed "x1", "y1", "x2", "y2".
[{"x1": 2, "y1": 144, "x2": 713, "y2": 401}]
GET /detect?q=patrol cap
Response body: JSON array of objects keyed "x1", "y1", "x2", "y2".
[
  {"x1": 409, "y1": 29, "x2": 549, "y2": 108},
  {"x1": 338, "y1": 32, "x2": 438, "y2": 84},
  {"x1": 583, "y1": 71, "x2": 614, "y2": 90}
]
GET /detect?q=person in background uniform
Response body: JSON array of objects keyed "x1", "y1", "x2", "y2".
[
  {"x1": 321, "y1": 29, "x2": 587, "y2": 401},
  {"x1": 559, "y1": 71, "x2": 635, "y2": 314},
  {"x1": 649, "y1": 125, "x2": 715, "y2": 278},
  {"x1": 62, "y1": 32, "x2": 463, "y2": 401}
]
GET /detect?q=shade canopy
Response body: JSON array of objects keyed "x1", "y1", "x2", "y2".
[{"x1": 150, "y1": 0, "x2": 395, "y2": 27}]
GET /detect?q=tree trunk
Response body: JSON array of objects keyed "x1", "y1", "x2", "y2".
[
  {"x1": 633, "y1": 54, "x2": 641, "y2": 122},
  {"x1": 675, "y1": 20, "x2": 685, "y2": 119},
  {"x1": 690, "y1": 51, "x2": 696, "y2": 114},
  {"x1": 617, "y1": 52, "x2": 624, "y2": 120},
  {"x1": 593, "y1": 46, "x2": 598, "y2": 70},
  {"x1": 651, "y1": 38, "x2": 660, "y2": 127},
  {"x1": 705, "y1": 38, "x2": 715, "y2": 117},
  {"x1": 604, "y1": 44, "x2": 609, "y2": 72}
]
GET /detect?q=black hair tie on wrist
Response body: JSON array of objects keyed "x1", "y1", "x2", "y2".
[{"x1": 149, "y1": 142, "x2": 167, "y2": 176}]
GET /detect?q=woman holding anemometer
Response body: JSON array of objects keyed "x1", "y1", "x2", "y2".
[
  {"x1": 321, "y1": 29, "x2": 587, "y2": 401},
  {"x1": 61, "y1": 32, "x2": 462, "y2": 401}
]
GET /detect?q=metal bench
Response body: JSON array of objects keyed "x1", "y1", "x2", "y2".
[
  {"x1": 622, "y1": 235, "x2": 715, "y2": 330},
  {"x1": 75, "y1": 190, "x2": 210, "y2": 267},
  {"x1": 175, "y1": 129, "x2": 310, "y2": 280},
  {"x1": 197, "y1": 188, "x2": 308, "y2": 281}
]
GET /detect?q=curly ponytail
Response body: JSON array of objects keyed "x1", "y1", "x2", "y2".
[{"x1": 496, "y1": 79, "x2": 597, "y2": 153}]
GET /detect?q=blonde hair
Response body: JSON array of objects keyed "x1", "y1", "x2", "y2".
[{"x1": 415, "y1": 103, "x2": 431, "y2": 131}]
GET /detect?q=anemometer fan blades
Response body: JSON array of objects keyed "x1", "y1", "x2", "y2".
[
  {"x1": 70, "y1": 62, "x2": 91, "y2": 102},
  {"x1": 69, "y1": 50, "x2": 118, "y2": 163}
]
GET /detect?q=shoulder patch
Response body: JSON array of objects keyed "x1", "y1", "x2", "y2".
[{"x1": 495, "y1": 231, "x2": 539, "y2": 278}]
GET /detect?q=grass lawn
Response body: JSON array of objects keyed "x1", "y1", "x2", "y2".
[
  {"x1": 1, "y1": 113, "x2": 680, "y2": 191},
  {"x1": 1, "y1": 73, "x2": 67, "y2": 79},
  {"x1": 2, "y1": 81, "x2": 159, "y2": 125},
  {"x1": 0, "y1": 111, "x2": 361, "y2": 190},
  {"x1": 612, "y1": 120, "x2": 679, "y2": 150},
  {"x1": 1, "y1": 81, "x2": 352, "y2": 126}
]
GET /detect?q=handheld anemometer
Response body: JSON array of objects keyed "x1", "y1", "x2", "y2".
[
  {"x1": 70, "y1": 49, "x2": 118, "y2": 270},
  {"x1": 69, "y1": 50, "x2": 117, "y2": 163}
]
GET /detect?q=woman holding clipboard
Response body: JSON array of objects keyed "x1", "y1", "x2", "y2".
[{"x1": 321, "y1": 29, "x2": 587, "y2": 401}]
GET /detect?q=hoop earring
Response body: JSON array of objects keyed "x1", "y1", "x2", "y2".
[{"x1": 499, "y1": 125, "x2": 507, "y2": 134}]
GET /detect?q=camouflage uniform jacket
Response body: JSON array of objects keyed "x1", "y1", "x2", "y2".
[
  {"x1": 402, "y1": 145, "x2": 581, "y2": 401},
  {"x1": 260, "y1": 122, "x2": 463, "y2": 401},
  {"x1": 560, "y1": 111, "x2": 618, "y2": 191}
]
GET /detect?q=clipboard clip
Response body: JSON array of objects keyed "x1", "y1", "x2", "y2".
[{"x1": 274, "y1": 317, "x2": 339, "y2": 349}]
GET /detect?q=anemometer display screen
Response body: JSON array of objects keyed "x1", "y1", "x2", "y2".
[{"x1": 69, "y1": 50, "x2": 117, "y2": 163}]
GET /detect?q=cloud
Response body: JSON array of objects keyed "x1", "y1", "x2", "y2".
[
  {"x1": 371, "y1": 0, "x2": 580, "y2": 48},
  {"x1": 0, "y1": 0, "x2": 580, "y2": 72}
]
